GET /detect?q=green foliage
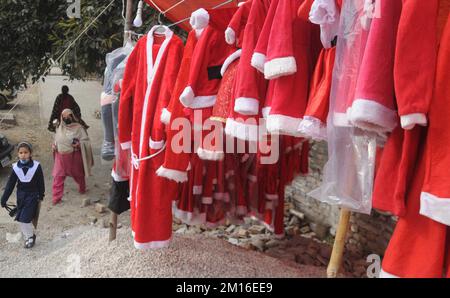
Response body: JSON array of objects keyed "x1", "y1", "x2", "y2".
[{"x1": 0, "y1": 0, "x2": 186, "y2": 92}]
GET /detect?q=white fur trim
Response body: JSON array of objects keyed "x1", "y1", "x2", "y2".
[
  {"x1": 379, "y1": 269, "x2": 399, "y2": 278},
  {"x1": 120, "y1": 141, "x2": 132, "y2": 150},
  {"x1": 160, "y1": 108, "x2": 171, "y2": 125},
  {"x1": 234, "y1": 97, "x2": 259, "y2": 116},
  {"x1": 156, "y1": 166, "x2": 188, "y2": 183},
  {"x1": 221, "y1": 49, "x2": 242, "y2": 76},
  {"x1": 238, "y1": 1, "x2": 246, "y2": 7},
  {"x1": 202, "y1": 196, "x2": 213, "y2": 204},
  {"x1": 298, "y1": 116, "x2": 327, "y2": 141},
  {"x1": 262, "y1": 107, "x2": 271, "y2": 119},
  {"x1": 180, "y1": 86, "x2": 195, "y2": 108},
  {"x1": 193, "y1": 185, "x2": 203, "y2": 195},
  {"x1": 266, "y1": 114, "x2": 303, "y2": 137},
  {"x1": 172, "y1": 202, "x2": 206, "y2": 225},
  {"x1": 134, "y1": 238, "x2": 171, "y2": 249},
  {"x1": 225, "y1": 27, "x2": 236, "y2": 45},
  {"x1": 190, "y1": 8, "x2": 209, "y2": 31},
  {"x1": 111, "y1": 169, "x2": 128, "y2": 182},
  {"x1": 195, "y1": 29, "x2": 204, "y2": 39},
  {"x1": 197, "y1": 147, "x2": 225, "y2": 161},
  {"x1": 149, "y1": 138, "x2": 165, "y2": 150},
  {"x1": 350, "y1": 99, "x2": 398, "y2": 133},
  {"x1": 251, "y1": 52, "x2": 266, "y2": 73},
  {"x1": 264, "y1": 57, "x2": 297, "y2": 80},
  {"x1": 265, "y1": 194, "x2": 278, "y2": 200},
  {"x1": 400, "y1": 113, "x2": 427, "y2": 130},
  {"x1": 420, "y1": 192, "x2": 450, "y2": 226},
  {"x1": 225, "y1": 118, "x2": 260, "y2": 142},
  {"x1": 180, "y1": 86, "x2": 217, "y2": 109}
]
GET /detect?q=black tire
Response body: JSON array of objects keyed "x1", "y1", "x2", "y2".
[{"x1": 0, "y1": 94, "x2": 7, "y2": 110}]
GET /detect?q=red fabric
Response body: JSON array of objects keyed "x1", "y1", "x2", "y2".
[
  {"x1": 350, "y1": 0, "x2": 402, "y2": 133},
  {"x1": 118, "y1": 29, "x2": 183, "y2": 248},
  {"x1": 159, "y1": 30, "x2": 198, "y2": 178},
  {"x1": 372, "y1": 126, "x2": 424, "y2": 216},
  {"x1": 394, "y1": 0, "x2": 439, "y2": 122},
  {"x1": 52, "y1": 151, "x2": 85, "y2": 178},
  {"x1": 264, "y1": 0, "x2": 321, "y2": 136},
  {"x1": 304, "y1": 46, "x2": 335, "y2": 125},
  {"x1": 382, "y1": 140, "x2": 450, "y2": 278},
  {"x1": 421, "y1": 15, "x2": 450, "y2": 205},
  {"x1": 180, "y1": 8, "x2": 237, "y2": 109},
  {"x1": 52, "y1": 175, "x2": 86, "y2": 204},
  {"x1": 226, "y1": 0, "x2": 252, "y2": 48},
  {"x1": 144, "y1": 0, "x2": 238, "y2": 31}
]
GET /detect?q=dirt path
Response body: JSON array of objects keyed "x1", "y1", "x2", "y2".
[{"x1": 0, "y1": 78, "x2": 328, "y2": 278}]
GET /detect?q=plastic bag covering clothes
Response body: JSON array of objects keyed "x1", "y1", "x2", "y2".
[
  {"x1": 309, "y1": 0, "x2": 376, "y2": 214},
  {"x1": 111, "y1": 57, "x2": 131, "y2": 180},
  {"x1": 101, "y1": 45, "x2": 134, "y2": 161}
]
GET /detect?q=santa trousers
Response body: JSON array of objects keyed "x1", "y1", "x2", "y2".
[
  {"x1": 52, "y1": 175, "x2": 86, "y2": 204},
  {"x1": 381, "y1": 148, "x2": 450, "y2": 278}
]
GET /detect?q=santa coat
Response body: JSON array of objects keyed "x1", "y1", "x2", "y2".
[
  {"x1": 394, "y1": 0, "x2": 440, "y2": 130},
  {"x1": 381, "y1": 5, "x2": 449, "y2": 277},
  {"x1": 264, "y1": 0, "x2": 322, "y2": 136},
  {"x1": 118, "y1": 26, "x2": 183, "y2": 249},
  {"x1": 420, "y1": 7, "x2": 450, "y2": 227},
  {"x1": 349, "y1": 0, "x2": 402, "y2": 134},
  {"x1": 156, "y1": 30, "x2": 200, "y2": 183},
  {"x1": 225, "y1": 0, "x2": 270, "y2": 142},
  {"x1": 179, "y1": 8, "x2": 238, "y2": 159},
  {"x1": 298, "y1": 0, "x2": 340, "y2": 140}
]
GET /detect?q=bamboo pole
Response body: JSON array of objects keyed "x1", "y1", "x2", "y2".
[
  {"x1": 327, "y1": 208, "x2": 351, "y2": 278},
  {"x1": 109, "y1": 0, "x2": 134, "y2": 242}
]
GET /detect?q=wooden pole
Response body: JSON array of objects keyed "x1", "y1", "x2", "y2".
[
  {"x1": 109, "y1": 0, "x2": 134, "y2": 242},
  {"x1": 327, "y1": 208, "x2": 351, "y2": 278}
]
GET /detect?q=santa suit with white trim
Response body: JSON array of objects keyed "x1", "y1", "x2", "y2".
[
  {"x1": 298, "y1": 0, "x2": 341, "y2": 141},
  {"x1": 225, "y1": 0, "x2": 270, "y2": 142},
  {"x1": 349, "y1": 0, "x2": 401, "y2": 135},
  {"x1": 118, "y1": 26, "x2": 183, "y2": 249},
  {"x1": 381, "y1": 0, "x2": 450, "y2": 278},
  {"x1": 261, "y1": 0, "x2": 322, "y2": 136},
  {"x1": 180, "y1": 8, "x2": 238, "y2": 159}
]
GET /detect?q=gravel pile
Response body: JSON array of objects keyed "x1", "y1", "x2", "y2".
[{"x1": 0, "y1": 225, "x2": 326, "y2": 278}]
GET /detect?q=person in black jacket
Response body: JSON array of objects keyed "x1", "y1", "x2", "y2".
[
  {"x1": 47, "y1": 86, "x2": 89, "y2": 132},
  {"x1": 1, "y1": 142, "x2": 45, "y2": 248}
]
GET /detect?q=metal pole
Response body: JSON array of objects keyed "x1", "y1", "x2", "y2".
[{"x1": 110, "y1": 0, "x2": 133, "y2": 242}]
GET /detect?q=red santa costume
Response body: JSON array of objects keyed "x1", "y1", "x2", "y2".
[
  {"x1": 263, "y1": 0, "x2": 322, "y2": 136},
  {"x1": 179, "y1": 8, "x2": 238, "y2": 160},
  {"x1": 298, "y1": 0, "x2": 341, "y2": 141},
  {"x1": 118, "y1": 26, "x2": 183, "y2": 249},
  {"x1": 381, "y1": 1, "x2": 449, "y2": 277},
  {"x1": 225, "y1": 0, "x2": 270, "y2": 142},
  {"x1": 349, "y1": 0, "x2": 401, "y2": 135}
]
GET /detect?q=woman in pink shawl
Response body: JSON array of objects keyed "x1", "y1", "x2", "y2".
[{"x1": 52, "y1": 109, "x2": 93, "y2": 205}]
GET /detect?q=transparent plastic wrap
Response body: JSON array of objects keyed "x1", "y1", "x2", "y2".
[
  {"x1": 309, "y1": 0, "x2": 377, "y2": 214},
  {"x1": 111, "y1": 60, "x2": 130, "y2": 179}
]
